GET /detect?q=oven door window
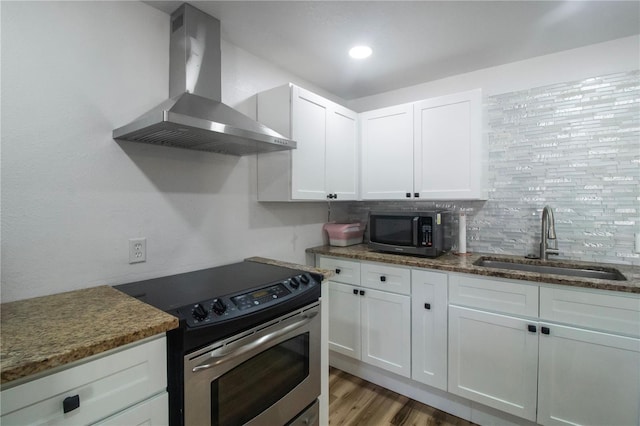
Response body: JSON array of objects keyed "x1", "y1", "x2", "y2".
[{"x1": 211, "y1": 333, "x2": 310, "y2": 426}]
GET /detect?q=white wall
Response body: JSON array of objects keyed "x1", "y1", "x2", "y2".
[
  {"x1": 348, "y1": 35, "x2": 640, "y2": 111},
  {"x1": 0, "y1": 1, "x2": 336, "y2": 302}
]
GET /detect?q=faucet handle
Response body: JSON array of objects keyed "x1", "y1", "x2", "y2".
[{"x1": 546, "y1": 248, "x2": 560, "y2": 256}]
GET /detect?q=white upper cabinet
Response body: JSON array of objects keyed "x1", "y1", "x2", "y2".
[
  {"x1": 414, "y1": 89, "x2": 486, "y2": 200},
  {"x1": 360, "y1": 89, "x2": 486, "y2": 200},
  {"x1": 360, "y1": 103, "x2": 414, "y2": 200},
  {"x1": 257, "y1": 83, "x2": 358, "y2": 201},
  {"x1": 326, "y1": 105, "x2": 358, "y2": 200}
]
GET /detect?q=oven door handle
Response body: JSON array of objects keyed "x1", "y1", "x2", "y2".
[{"x1": 192, "y1": 311, "x2": 317, "y2": 373}]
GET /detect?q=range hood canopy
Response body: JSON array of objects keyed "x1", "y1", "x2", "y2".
[{"x1": 112, "y1": 3, "x2": 296, "y2": 155}]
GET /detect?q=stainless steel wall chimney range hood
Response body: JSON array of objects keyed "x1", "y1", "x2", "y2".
[{"x1": 112, "y1": 3, "x2": 296, "y2": 156}]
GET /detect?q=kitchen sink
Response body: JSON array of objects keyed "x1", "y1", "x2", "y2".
[{"x1": 473, "y1": 257, "x2": 627, "y2": 281}]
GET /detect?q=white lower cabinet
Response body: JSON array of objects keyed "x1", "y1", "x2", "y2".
[
  {"x1": 327, "y1": 281, "x2": 361, "y2": 358},
  {"x1": 361, "y1": 286, "x2": 411, "y2": 377},
  {"x1": 411, "y1": 269, "x2": 448, "y2": 391},
  {"x1": 322, "y1": 255, "x2": 640, "y2": 425},
  {"x1": 537, "y1": 322, "x2": 640, "y2": 426},
  {"x1": 448, "y1": 305, "x2": 539, "y2": 421},
  {"x1": 328, "y1": 281, "x2": 411, "y2": 377},
  {"x1": 0, "y1": 335, "x2": 168, "y2": 426}
]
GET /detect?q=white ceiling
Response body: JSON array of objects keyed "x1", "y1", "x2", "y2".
[{"x1": 144, "y1": 1, "x2": 640, "y2": 100}]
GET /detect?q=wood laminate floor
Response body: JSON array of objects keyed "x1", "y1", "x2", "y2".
[{"x1": 328, "y1": 367, "x2": 476, "y2": 426}]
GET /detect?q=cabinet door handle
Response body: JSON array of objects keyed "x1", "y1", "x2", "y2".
[
  {"x1": 353, "y1": 289, "x2": 358, "y2": 295},
  {"x1": 406, "y1": 192, "x2": 411, "y2": 198},
  {"x1": 333, "y1": 193, "x2": 338, "y2": 199},
  {"x1": 380, "y1": 276, "x2": 386, "y2": 282},
  {"x1": 359, "y1": 290, "x2": 365, "y2": 296},
  {"x1": 424, "y1": 303, "x2": 431, "y2": 310},
  {"x1": 335, "y1": 268, "x2": 341, "y2": 274},
  {"x1": 414, "y1": 192, "x2": 419, "y2": 198},
  {"x1": 63, "y1": 395, "x2": 80, "y2": 413},
  {"x1": 527, "y1": 324, "x2": 537, "y2": 333},
  {"x1": 541, "y1": 327, "x2": 550, "y2": 335}
]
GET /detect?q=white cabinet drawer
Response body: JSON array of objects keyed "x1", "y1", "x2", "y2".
[
  {"x1": 449, "y1": 273, "x2": 538, "y2": 317},
  {"x1": 540, "y1": 287, "x2": 640, "y2": 337},
  {"x1": 319, "y1": 256, "x2": 360, "y2": 285},
  {"x1": 1, "y1": 336, "x2": 167, "y2": 426},
  {"x1": 361, "y1": 262, "x2": 411, "y2": 295},
  {"x1": 93, "y1": 391, "x2": 168, "y2": 426}
]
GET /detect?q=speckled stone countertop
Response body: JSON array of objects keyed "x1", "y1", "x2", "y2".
[
  {"x1": 1, "y1": 286, "x2": 178, "y2": 385},
  {"x1": 246, "y1": 256, "x2": 335, "y2": 280},
  {"x1": 307, "y1": 244, "x2": 640, "y2": 294}
]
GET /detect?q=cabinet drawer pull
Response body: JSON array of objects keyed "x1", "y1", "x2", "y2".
[
  {"x1": 353, "y1": 289, "x2": 358, "y2": 295},
  {"x1": 359, "y1": 290, "x2": 365, "y2": 296},
  {"x1": 335, "y1": 268, "x2": 341, "y2": 274},
  {"x1": 527, "y1": 324, "x2": 537, "y2": 333},
  {"x1": 380, "y1": 276, "x2": 386, "y2": 282},
  {"x1": 424, "y1": 303, "x2": 431, "y2": 310},
  {"x1": 63, "y1": 395, "x2": 80, "y2": 413},
  {"x1": 541, "y1": 327, "x2": 550, "y2": 335}
]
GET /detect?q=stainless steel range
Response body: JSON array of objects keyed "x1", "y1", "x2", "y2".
[{"x1": 114, "y1": 261, "x2": 322, "y2": 426}]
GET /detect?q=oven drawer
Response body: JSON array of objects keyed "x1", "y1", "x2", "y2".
[
  {"x1": 319, "y1": 256, "x2": 360, "y2": 285},
  {"x1": 0, "y1": 336, "x2": 167, "y2": 425}
]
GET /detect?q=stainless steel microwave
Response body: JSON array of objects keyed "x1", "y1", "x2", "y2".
[{"x1": 368, "y1": 211, "x2": 452, "y2": 257}]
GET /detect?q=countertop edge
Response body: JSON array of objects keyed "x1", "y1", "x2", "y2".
[
  {"x1": 1, "y1": 286, "x2": 179, "y2": 385},
  {"x1": 245, "y1": 256, "x2": 336, "y2": 280},
  {"x1": 306, "y1": 245, "x2": 640, "y2": 294}
]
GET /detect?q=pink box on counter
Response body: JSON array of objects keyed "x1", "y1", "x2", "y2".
[{"x1": 323, "y1": 222, "x2": 365, "y2": 247}]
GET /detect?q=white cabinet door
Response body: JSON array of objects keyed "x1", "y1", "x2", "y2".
[
  {"x1": 448, "y1": 305, "x2": 538, "y2": 421},
  {"x1": 326, "y1": 105, "x2": 358, "y2": 201},
  {"x1": 361, "y1": 288, "x2": 411, "y2": 378},
  {"x1": 360, "y1": 104, "x2": 414, "y2": 200},
  {"x1": 414, "y1": 89, "x2": 485, "y2": 200},
  {"x1": 328, "y1": 282, "x2": 361, "y2": 359},
  {"x1": 537, "y1": 322, "x2": 640, "y2": 426},
  {"x1": 411, "y1": 270, "x2": 448, "y2": 391},
  {"x1": 290, "y1": 86, "x2": 328, "y2": 200}
]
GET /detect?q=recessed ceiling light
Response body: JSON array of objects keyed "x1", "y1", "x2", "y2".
[{"x1": 349, "y1": 45, "x2": 372, "y2": 59}]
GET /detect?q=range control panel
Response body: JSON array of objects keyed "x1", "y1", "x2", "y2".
[{"x1": 178, "y1": 272, "x2": 319, "y2": 328}]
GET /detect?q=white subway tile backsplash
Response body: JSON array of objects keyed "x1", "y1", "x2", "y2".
[{"x1": 333, "y1": 70, "x2": 639, "y2": 266}]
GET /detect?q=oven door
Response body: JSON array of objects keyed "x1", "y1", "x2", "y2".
[{"x1": 184, "y1": 302, "x2": 320, "y2": 426}]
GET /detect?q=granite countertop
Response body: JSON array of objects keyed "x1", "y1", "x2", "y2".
[
  {"x1": 246, "y1": 256, "x2": 335, "y2": 280},
  {"x1": 1, "y1": 259, "x2": 326, "y2": 386},
  {"x1": 307, "y1": 244, "x2": 640, "y2": 294},
  {"x1": 1, "y1": 285, "x2": 179, "y2": 385}
]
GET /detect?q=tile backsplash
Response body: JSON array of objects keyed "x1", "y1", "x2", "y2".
[{"x1": 331, "y1": 70, "x2": 640, "y2": 266}]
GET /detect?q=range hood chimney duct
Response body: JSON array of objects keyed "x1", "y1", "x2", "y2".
[{"x1": 112, "y1": 3, "x2": 296, "y2": 156}]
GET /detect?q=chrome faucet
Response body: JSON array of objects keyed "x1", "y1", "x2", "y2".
[{"x1": 540, "y1": 205, "x2": 559, "y2": 260}]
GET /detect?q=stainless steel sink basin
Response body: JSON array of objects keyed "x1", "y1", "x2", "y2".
[{"x1": 473, "y1": 258, "x2": 627, "y2": 281}]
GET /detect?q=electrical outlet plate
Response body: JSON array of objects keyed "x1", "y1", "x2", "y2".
[{"x1": 129, "y1": 238, "x2": 146, "y2": 264}]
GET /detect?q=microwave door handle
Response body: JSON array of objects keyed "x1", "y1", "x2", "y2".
[
  {"x1": 412, "y1": 217, "x2": 419, "y2": 246},
  {"x1": 192, "y1": 312, "x2": 317, "y2": 373}
]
